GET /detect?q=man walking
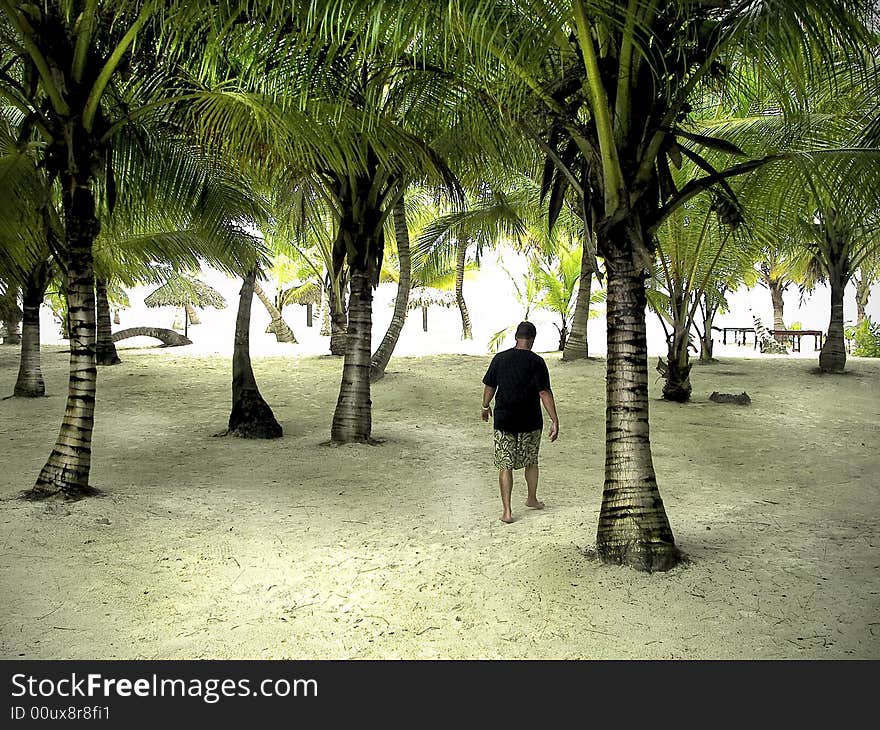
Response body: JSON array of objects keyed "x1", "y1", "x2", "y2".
[{"x1": 481, "y1": 321, "x2": 559, "y2": 523}]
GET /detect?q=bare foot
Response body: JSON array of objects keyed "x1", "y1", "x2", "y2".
[
  {"x1": 526, "y1": 499, "x2": 545, "y2": 509},
  {"x1": 500, "y1": 514, "x2": 514, "y2": 524}
]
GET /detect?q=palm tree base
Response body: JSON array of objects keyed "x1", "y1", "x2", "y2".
[
  {"x1": 96, "y1": 351, "x2": 122, "y2": 366},
  {"x1": 329, "y1": 435, "x2": 382, "y2": 446},
  {"x1": 13, "y1": 384, "x2": 46, "y2": 397},
  {"x1": 662, "y1": 381, "x2": 692, "y2": 402},
  {"x1": 819, "y1": 346, "x2": 846, "y2": 373},
  {"x1": 13, "y1": 369, "x2": 46, "y2": 397},
  {"x1": 20, "y1": 484, "x2": 102, "y2": 501},
  {"x1": 596, "y1": 539, "x2": 681, "y2": 573},
  {"x1": 561, "y1": 349, "x2": 588, "y2": 361},
  {"x1": 266, "y1": 319, "x2": 297, "y2": 344},
  {"x1": 227, "y1": 389, "x2": 283, "y2": 439}
]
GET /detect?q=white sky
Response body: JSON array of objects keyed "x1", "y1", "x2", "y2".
[{"x1": 37, "y1": 248, "x2": 880, "y2": 360}]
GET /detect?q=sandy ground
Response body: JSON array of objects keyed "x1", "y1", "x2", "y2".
[{"x1": 0, "y1": 342, "x2": 878, "y2": 659}]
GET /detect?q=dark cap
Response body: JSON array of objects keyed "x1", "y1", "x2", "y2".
[{"x1": 515, "y1": 321, "x2": 537, "y2": 340}]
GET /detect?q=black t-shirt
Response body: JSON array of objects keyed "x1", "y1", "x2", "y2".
[{"x1": 482, "y1": 348, "x2": 551, "y2": 434}]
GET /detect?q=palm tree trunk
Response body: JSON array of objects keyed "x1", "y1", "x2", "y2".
[
  {"x1": 698, "y1": 294, "x2": 716, "y2": 362},
  {"x1": 557, "y1": 318, "x2": 569, "y2": 350},
  {"x1": 596, "y1": 227, "x2": 678, "y2": 571},
  {"x1": 26, "y1": 179, "x2": 100, "y2": 500},
  {"x1": 819, "y1": 267, "x2": 847, "y2": 373},
  {"x1": 1, "y1": 285, "x2": 21, "y2": 345},
  {"x1": 371, "y1": 198, "x2": 411, "y2": 382},
  {"x1": 329, "y1": 269, "x2": 348, "y2": 356},
  {"x1": 855, "y1": 271, "x2": 869, "y2": 325},
  {"x1": 185, "y1": 303, "x2": 200, "y2": 325},
  {"x1": 95, "y1": 277, "x2": 121, "y2": 366},
  {"x1": 319, "y1": 286, "x2": 332, "y2": 336},
  {"x1": 660, "y1": 293, "x2": 692, "y2": 402},
  {"x1": 331, "y1": 269, "x2": 373, "y2": 443},
  {"x1": 662, "y1": 332, "x2": 692, "y2": 402},
  {"x1": 563, "y1": 242, "x2": 594, "y2": 361},
  {"x1": 769, "y1": 280, "x2": 786, "y2": 342},
  {"x1": 227, "y1": 268, "x2": 282, "y2": 438},
  {"x1": 455, "y1": 239, "x2": 472, "y2": 339},
  {"x1": 14, "y1": 264, "x2": 49, "y2": 397},
  {"x1": 253, "y1": 279, "x2": 297, "y2": 343}
]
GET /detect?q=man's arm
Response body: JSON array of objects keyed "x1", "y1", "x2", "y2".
[
  {"x1": 481, "y1": 385, "x2": 496, "y2": 422},
  {"x1": 539, "y1": 389, "x2": 559, "y2": 441}
]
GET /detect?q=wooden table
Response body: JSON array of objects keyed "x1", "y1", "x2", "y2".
[
  {"x1": 715, "y1": 326, "x2": 756, "y2": 346},
  {"x1": 768, "y1": 330, "x2": 824, "y2": 352}
]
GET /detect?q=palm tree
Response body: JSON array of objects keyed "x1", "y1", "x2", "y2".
[
  {"x1": 423, "y1": 0, "x2": 872, "y2": 570},
  {"x1": 0, "y1": 1, "x2": 218, "y2": 498},
  {"x1": 808, "y1": 203, "x2": 880, "y2": 373},
  {"x1": 648, "y1": 165, "x2": 759, "y2": 401},
  {"x1": 12, "y1": 259, "x2": 53, "y2": 396},
  {"x1": 225, "y1": 267, "x2": 283, "y2": 439},
  {"x1": 755, "y1": 245, "x2": 814, "y2": 343}
]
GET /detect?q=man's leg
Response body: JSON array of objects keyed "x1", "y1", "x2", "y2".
[
  {"x1": 524, "y1": 465, "x2": 544, "y2": 509},
  {"x1": 499, "y1": 469, "x2": 514, "y2": 523}
]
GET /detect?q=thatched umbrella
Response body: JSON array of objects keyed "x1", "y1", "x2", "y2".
[
  {"x1": 281, "y1": 280, "x2": 322, "y2": 327},
  {"x1": 405, "y1": 286, "x2": 456, "y2": 332},
  {"x1": 144, "y1": 273, "x2": 227, "y2": 338}
]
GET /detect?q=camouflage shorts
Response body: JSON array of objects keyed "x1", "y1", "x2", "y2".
[{"x1": 493, "y1": 429, "x2": 542, "y2": 470}]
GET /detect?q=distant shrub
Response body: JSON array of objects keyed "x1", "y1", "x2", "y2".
[
  {"x1": 844, "y1": 318, "x2": 880, "y2": 357},
  {"x1": 787, "y1": 321, "x2": 802, "y2": 331}
]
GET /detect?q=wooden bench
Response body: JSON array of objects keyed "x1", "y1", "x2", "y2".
[{"x1": 768, "y1": 330, "x2": 824, "y2": 352}]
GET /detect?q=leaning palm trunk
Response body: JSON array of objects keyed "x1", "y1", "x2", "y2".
[
  {"x1": 14, "y1": 266, "x2": 49, "y2": 397},
  {"x1": 227, "y1": 269, "x2": 282, "y2": 439},
  {"x1": 95, "y1": 278, "x2": 121, "y2": 366},
  {"x1": 1, "y1": 286, "x2": 21, "y2": 345},
  {"x1": 184, "y1": 303, "x2": 201, "y2": 325},
  {"x1": 455, "y1": 239, "x2": 472, "y2": 340},
  {"x1": 596, "y1": 230, "x2": 678, "y2": 571},
  {"x1": 329, "y1": 270, "x2": 348, "y2": 356},
  {"x1": 563, "y1": 246, "x2": 593, "y2": 360},
  {"x1": 27, "y1": 181, "x2": 100, "y2": 500},
  {"x1": 331, "y1": 269, "x2": 373, "y2": 442},
  {"x1": 855, "y1": 271, "x2": 869, "y2": 325},
  {"x1": 371, "y1": 199, "x2": 411, "y2": 382},
  {"x1": 819, "y1": 269, "x2": 847, "y2": 373},
  {"x1": 253, "y1": 279, "x2": 296, "y2": 343}
]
